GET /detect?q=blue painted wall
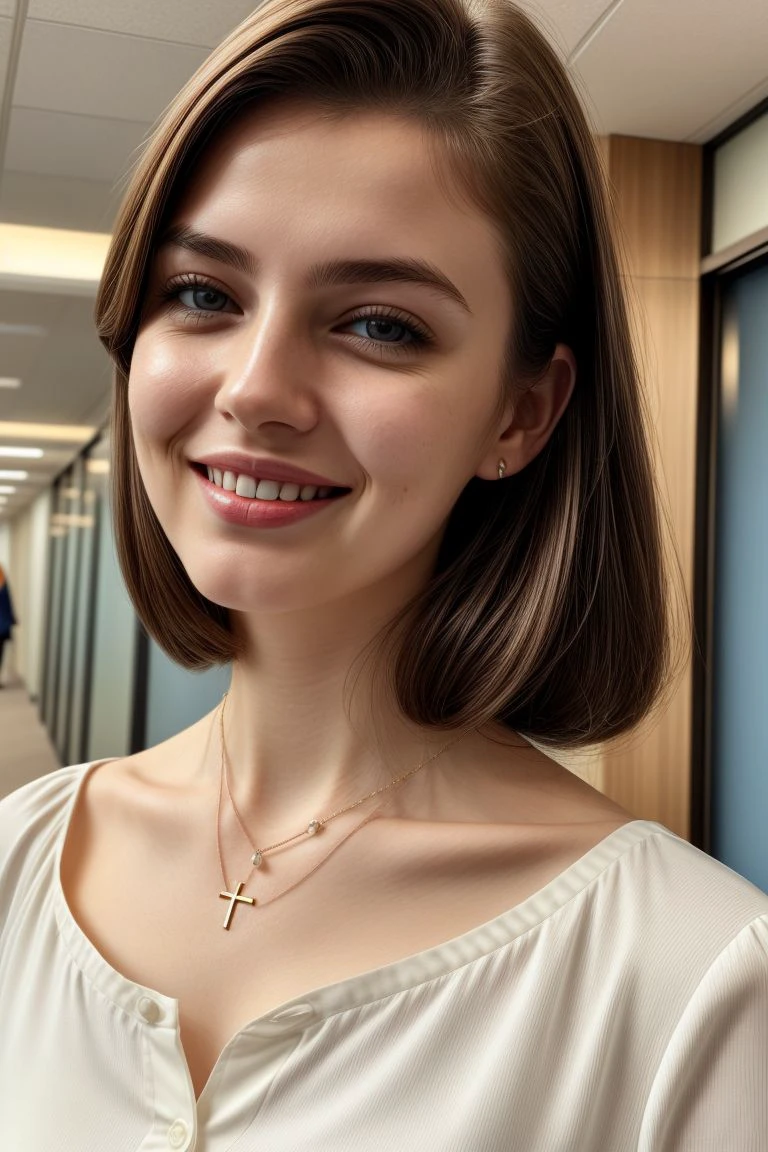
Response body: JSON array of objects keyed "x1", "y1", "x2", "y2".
[{"x1": 711, "y1": 262, "x2": 768, "y2": 894}]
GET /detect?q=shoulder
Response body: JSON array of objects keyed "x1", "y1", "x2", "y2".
[
  {"x1": 636, "y1": 878, "x2": 768, "y2": 1142},
  {"x1": 622, "y1": 822, "x2": 768, "y2": 923},
  {"x1": 0, "y1": 762, "x2": 91, "y2": 848},
  {"x1": 0, "y1": 759, "x2": 124, "y2": 880},
  {"x1": 592, "y1": 822, "x2": 768, "y2": 1014},
  {"x1": 0, "y1": 763, "x2": 94, "y2": 926}
]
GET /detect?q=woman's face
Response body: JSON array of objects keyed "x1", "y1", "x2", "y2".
[{"x1": 130, "y1": 102, "x2": 515, "y2": 617}]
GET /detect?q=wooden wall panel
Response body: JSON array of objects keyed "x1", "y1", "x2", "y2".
[
  {"x1": 608, "y1": 136, "x2": 702, "y2": 280},
  {"x1": 596, "y1": 137, "x2": 702, "y2": 840}
]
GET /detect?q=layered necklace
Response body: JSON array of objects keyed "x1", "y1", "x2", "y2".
[{"x1": 214, "y1": 692, "x2": 465, "y2": 929}]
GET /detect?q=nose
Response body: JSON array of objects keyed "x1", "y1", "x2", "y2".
[{"x1": 213, "y1": 302, "x2": 320, "y2": 435}]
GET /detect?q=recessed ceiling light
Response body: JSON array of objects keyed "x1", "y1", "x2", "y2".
[
  {"x1": 0, "y1": 378, "x2": 21, "y2": 389},
  {"x1": 0, "y1": 470, "x2": 28, "y2": 480},
  {"x1": 0, "y1": 486, "x2": 16, "y2": 494},
  {"x1": 0, "y1": 447, "x2": 43, "y2": 458}
]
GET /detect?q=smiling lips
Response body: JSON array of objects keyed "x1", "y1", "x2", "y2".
[
  {"x1": 204, "y1": 467, "x2": 337, "y2": 503},
  {"x1": 193, "y1": 464, "x2": 348, "y2": 528}
]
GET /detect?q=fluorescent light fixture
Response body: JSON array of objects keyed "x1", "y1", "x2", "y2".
[
  {"x1": 0, "y1": 322, "x2": 47, "y2": 337},
  {"x1": 0, "y1": 485, "x2": 16, "y2": 494},
  {"x1": 0, "y1": 223, "x2": 111, "y2": 284},
  {"x1": 0, "y1": 470, "x2": 28, "y2": 480},
  {"x1": 0, "y1": 378, "x2": 21, "y2": 389},
  {"x1": 0, "y1": 447, "x2": 43, "y2": 458},
  {"x1": 0, "y1": 422, "x2": 97, "y2": 443}
]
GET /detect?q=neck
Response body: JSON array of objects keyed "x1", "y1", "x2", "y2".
[{"x1": 207, "y1": 592, "x2": 470, "y2": 846}]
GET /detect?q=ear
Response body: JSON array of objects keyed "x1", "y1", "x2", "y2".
[{"x1": 476, "y1": 344, "x2": 577, "y2": 480}]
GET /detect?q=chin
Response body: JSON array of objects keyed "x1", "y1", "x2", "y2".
[{"x1": 180, "y1": 552, "x2": 331, "y2": 615}]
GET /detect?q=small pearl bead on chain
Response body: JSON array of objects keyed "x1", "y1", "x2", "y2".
[{"x1": 251, "y1": 819, "x2": 322, "y2": 868}]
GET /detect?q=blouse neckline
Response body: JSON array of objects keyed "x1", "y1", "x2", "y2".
[{"x1": 52, "y1": 758, "x2": 668, "y2": 1037}]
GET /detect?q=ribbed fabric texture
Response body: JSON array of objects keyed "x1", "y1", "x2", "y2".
[{"x1": 1, "y1": 761, "x2": 767, "y2": 1151}]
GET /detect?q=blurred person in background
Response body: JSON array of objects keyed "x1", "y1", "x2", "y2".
[{"x1": 0, "y1": 563, "x2": 16, "y2": 687}]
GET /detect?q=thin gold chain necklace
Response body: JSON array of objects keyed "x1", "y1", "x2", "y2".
[{"x1": 215, "y1": 691, "x2": 465, "y2": 929}]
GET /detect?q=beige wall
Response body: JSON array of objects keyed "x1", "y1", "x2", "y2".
[
  {"x1": 6, "y1": 490, "x2": 51, "y2": 700},
  {"x1": 713, "y1": 111, "x2": 768, "y2": 252}
]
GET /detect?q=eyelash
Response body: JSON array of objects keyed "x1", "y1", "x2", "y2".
[{"x1": 157, "y1": 273, "x2": 436, "y2": 357}]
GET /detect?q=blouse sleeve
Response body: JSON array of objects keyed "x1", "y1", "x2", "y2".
[{"x1": 638, "y1": 913, "x2": 768, "y2": 1152}]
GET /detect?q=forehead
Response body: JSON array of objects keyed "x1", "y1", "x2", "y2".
[{"x1": 166, "y1": 102, "x2": 506, "y2": 286}]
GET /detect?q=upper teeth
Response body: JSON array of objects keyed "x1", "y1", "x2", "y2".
[{"x1": 207, "y1": 468, "x2": 332, "y2": 502}]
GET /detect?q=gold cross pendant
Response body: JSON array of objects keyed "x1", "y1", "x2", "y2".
[{"x1": 219, "y1": 881, "x2": 256, "y2": 930}]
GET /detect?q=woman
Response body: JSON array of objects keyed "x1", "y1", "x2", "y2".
[
  {"x1": 0, "y1": 563, "x2": 16, "y2": 685},
  {"x1": 1, "y1": 0, "x2": 766, "y2": 1147}
]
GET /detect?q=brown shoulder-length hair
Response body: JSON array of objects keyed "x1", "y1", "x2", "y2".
[{"x1": 95, "y1": 0, "x2": 688, "y2": 750}]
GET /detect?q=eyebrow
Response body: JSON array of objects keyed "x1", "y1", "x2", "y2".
[{"x1": 156, "y1": 224, "x2": 472, "y2": 315}]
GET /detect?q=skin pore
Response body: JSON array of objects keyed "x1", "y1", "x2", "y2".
[{"x1": 128, "y1": 99, "x2": 588, "y2": 856}]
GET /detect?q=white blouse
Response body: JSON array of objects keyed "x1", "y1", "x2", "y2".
[{"x1": 1, "y1": 760, "x2": 767, "y2": 1151}]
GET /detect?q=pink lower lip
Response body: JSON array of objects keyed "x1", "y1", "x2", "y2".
[{"x1": 193, "y1": 467, "x2": 346, "y2": 528}]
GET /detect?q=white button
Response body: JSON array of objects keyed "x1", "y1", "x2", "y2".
[
  {"x1": 137, "y1": 996, "x2": 164, "y2": 1024},
  {"x1": 167, "y1": 1119, "x2": 189, "y2": 1148}
]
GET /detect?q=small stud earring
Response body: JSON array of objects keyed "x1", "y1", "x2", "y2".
[{"x1": 497, "y1": 459, "x2": 507, "y2": 480}]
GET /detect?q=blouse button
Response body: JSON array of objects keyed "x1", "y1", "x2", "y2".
[
  {"x1": 167, "y1": 1119, "x2": 189, "y2": 1148},
  {"x1": 269, "y1": 1003, "x2": 317, "y2": 1026},
  {"x1": 137, "y1": 996, "x2": 164, "y2": 1024}
]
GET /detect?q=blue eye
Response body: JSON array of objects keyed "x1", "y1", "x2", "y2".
[
  {"x1": 347, "y1": 317, "x2": 415, "y2": 345},
  {"x1": 342, "y1": 306, "x2": 434, "y2": 355},
  {"x1": 177, "y1": 286, "x2": 229, "y2": 312},
  {"x1": 159, "y1": 274, "x2": 234, "y2": 319}
]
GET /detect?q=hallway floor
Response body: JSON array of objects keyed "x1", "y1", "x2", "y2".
[{"x1": 0, "y1": 675, "x2": 60, "y2": 801}]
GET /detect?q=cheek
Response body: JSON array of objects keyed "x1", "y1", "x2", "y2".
[
  {"x1": 128, "y1": 333, "x2": 208, "y2": 444},
  {"x1": 357, "y1": 406, "x2": 424, "y2": 486},
  {"x1": 355, "y1": 370, "x2": 483, "y2": 479},
  {"x1": 347, "y1": 390, "x2": 474, "y2": 526}
]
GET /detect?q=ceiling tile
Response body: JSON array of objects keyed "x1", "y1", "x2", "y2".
[
  {"x1": 573, "y1": 0, "x2": 768, "y2": 142},
  {"x1": 0, "y1": 288, "x2": 66, "y2": 328},
  {"x1": 28, "y1": 0, "x2": 259, "y2": 49},
  {"x1": 5, "y1": 107, "x2": 152, "y2": 183},
  {"x1": 0, "y1": 291, "x2": 111, "y2": 425},
  {"x1": 526, "y1": 0, "x2": 618, "y2": 57},
  {"x1": 0, "y1": 1, "x2": 15, "y2": 16},
  {"x1": 15, "y1": 20, "x2": 208, "y2": 123},
  {"x1": 0, "y1": 335, "x2": 43, "y2": 382},
  {"x1": 28, "y1": 0, "x2": 618, "y2": 57},
  {"x1": 0, "y1": 171, "x2": 121, "y2": 231},
  {"x1": 689, "y1": 76, "x2": 768, "y2": 144}
]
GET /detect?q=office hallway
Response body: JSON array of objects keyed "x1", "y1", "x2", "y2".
[{"x1": 0, "y1": 678, "x2": 60, "y2": 801}]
